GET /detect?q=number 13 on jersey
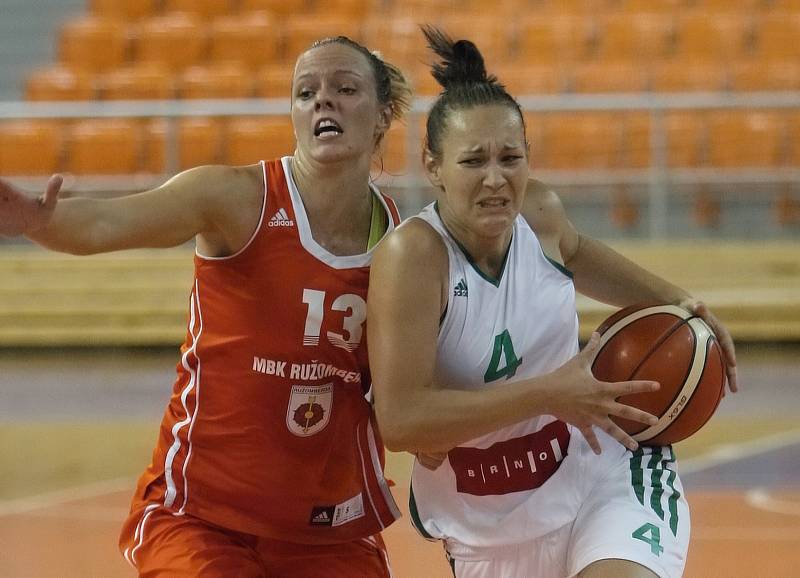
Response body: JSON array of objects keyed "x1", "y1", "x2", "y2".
[{"x1": 302, "y1": 289, "x2": 366, "y2": 352}]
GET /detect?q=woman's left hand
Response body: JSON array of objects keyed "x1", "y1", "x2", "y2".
[{"x1": 680, "y1": 298, "x2": 738, "y2": 393}]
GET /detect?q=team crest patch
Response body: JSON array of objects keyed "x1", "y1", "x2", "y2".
[{"x1": 287, "y1": 383, "x2": 333, "y2": 437}]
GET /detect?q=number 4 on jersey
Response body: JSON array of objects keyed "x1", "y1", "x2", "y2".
[
  {"x1": 483, "y1": 329, "x2": 523, "y2": 383},
  {"x1": 632, "y1": 523, "x2": 664, "y2": 556}
]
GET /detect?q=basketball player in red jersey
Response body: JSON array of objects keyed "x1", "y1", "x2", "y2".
[{"x1": 0, "y1": 37, "x2": 411, "y2": 577}]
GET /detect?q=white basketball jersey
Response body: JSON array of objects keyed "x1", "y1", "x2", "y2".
[{"x1": 409, "y1": 203, "x2": 626, "y2": 555}]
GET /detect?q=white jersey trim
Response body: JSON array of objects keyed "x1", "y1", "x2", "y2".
[
  {"x1": 163, "y1": 281, "x2": 203, "y2": 510},
  {"x1": 281, "y1": 156, "x2": 395, "y2": 270},
  {"x1": 195, "y1": 160, "x2": 269, "y2": 261}
]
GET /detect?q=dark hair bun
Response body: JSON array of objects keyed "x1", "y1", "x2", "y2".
[{"x1": 422, "y1": 25, "x2": 495, "y2": 90}]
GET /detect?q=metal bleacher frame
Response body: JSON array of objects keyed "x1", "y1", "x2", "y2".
[{"x1": 1, "y1": 91, "x2": 799, "y2": 237}]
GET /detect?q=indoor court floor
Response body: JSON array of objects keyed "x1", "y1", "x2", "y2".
[{"x1": 0, "y1": 343, "x2": 798, "y2": 577}]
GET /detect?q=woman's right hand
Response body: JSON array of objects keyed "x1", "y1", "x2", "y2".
[
  {"x1": 0, "y1": 175, "x2": 62, "y2": 237},
  {"x1": 547, "y1": 332, "x2": 660, "y2": 455}
]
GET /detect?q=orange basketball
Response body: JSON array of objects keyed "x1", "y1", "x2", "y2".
[{"x1": 591, "y1": 304, "x2": 726, "y2": 446}]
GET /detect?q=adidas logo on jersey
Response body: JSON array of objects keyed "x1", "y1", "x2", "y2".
[
  {"x1": 268, "y1": 208, "x2": 294, "y2": 227},
  {"x1": 454, "y1": 278, "x2": 468, "y2": 297}
]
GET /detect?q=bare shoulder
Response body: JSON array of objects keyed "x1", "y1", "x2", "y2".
[
  {"x1": 521, "y1": 178, "x2": 568, "y2": 237},
  {"x1": 381, "y1": 218, "x2": 447, "y2": 257},
  {"x1": 377, "y1": 217, "x2": 447, "y2": 268},
  {"x1": 168, "y1": 163, "x2": 263, "y2": 198}
]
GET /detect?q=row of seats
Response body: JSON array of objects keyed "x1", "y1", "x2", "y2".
[
  {"x1": 25, "y1": 58, "x2": 800, "y2": 102},
  {"x1": 26, "y1": 63, "x2": 293, "y2": 100},
  {"x1": 88, "y1": 0, "x2": 800, "y2": 21},
  {"x1": 55, "y1": 11, "x2": 800, "y2": 75},
  {"x1": 2, "y1": 111, "x2": 799, "y2": 176}
]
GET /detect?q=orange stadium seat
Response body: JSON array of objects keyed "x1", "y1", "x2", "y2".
[
  {"x1": 569, "y1": 61, "x2": 649, "y2": 93},
  {"x1": 225, "y1": 116, "x2": 296, "y2": 164},
  {"x1": 537, "y1": 113, "x2": 623, "y2": 169},
  {"x1": 134, "y1": 12, "x2": 209, "y2": 72},
  {"x1": 163, "y1": 0, "x2": 235, "y2": 20},
  {"x1": 383, "y1": 0, "x2": 502, "y2": 16},
  {"x1": 612, "y1": 0, "x2": 685, "y2": 13},
  {"x1": 255, "y1": 64, "x2": 294, "y2": 98},
  {"x1": 649, "y1": 60, "x2": 727, "y2": 92},
  {"x1": 144, "y1": 117, "x2": 224, "y2": 172},
  {"x1": 66, "y1": 119, "x2": 143, "y2": 174},
  {"x1": 59, "y1": 16, "x2": 129, "y2": 72},
  {"x1": 25, "y1": 66, "x2": 96, "y2": 101},
  {"x1": 362, "y1": 17, "x2": 426, "y2": 70},
  {"x1": 528, "y1": 0, "x2": 602, "y2": 15},
  {"x1": 240, "y1": 0, "x2": 314, "y2": 17},
  {"x1": 663, "y1": 112, "x2": 707, "y2": 167},
  {"x1": 179, "y1": 63, "x2": 253, "y2": 98},
  {"x1": 593, "y1": 14, "x2": 674, "y2": 63},
  {"x1": 436, "y1": 15, "x2": 512, "y2": 66},
  {"x1": 706, "y1": 111, "x2": 784, "y2": 168},
  {"x1": 322, "y1": 0, "x2": 379, "y2": 16},
  {"x1": 767, "y1": 0, "x2": 800, "y2": 10},
  {"x1": 788, "y1": 112, "x2": 800, "y2": 166},
  {"x1": 411, "y1": 67, "x2": 442, "y2": 97},
  {"x1": 690, "y1": 0, "x2": 768, "y2": 9},
  {"x1": 282, "y1": 16, "x2": 365, "y2": 62},
  {"x1": 209, "y1": 12, "x2": 281, "y2": 70},
  {"x1": 376, "y1": 123, "x2": 407, "y2": 175},
  {"x1": 0, "y1": 120, "x2": 63, "y2": 175},
  {"x1": 493, "y1": 63, "x2": 567, "y2": 95},
  {"x1": 514, "y1": 16, "x2": 592, "y2": 64},
  {"x1": 751, "y1": 14, "x2": 800, "y2": 60},
  {"x1": 99, "y1": 64, "x2": 174, "y2": 100},
  {"x1": 90, "y1": 0, "x2": 158, "y2": 21},
  {"x1": 776, "y1": 112, "x2": 800, "y2": 225},
  {"x1": 671, "y1": 13, "x2": 752, "y2": 62},
  {"x1": 728, "y1": 60, "x2": 800, "y2": 91},
  {"x1": 621, "y1": 113, "x2": 652, "y2": 168}
]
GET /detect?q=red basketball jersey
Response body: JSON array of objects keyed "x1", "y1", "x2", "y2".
[{"x1": 129, "y1": 157, "x2": 402, "y2": 544}]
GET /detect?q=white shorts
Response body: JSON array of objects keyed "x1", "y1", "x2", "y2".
[{"x1": 446, "y1": 445, "x2": 690, "y2": 578}]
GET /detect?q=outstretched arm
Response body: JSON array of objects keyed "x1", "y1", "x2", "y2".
[
  {"x1": 367, "y1": 219, "x2": 660, "y2": 455},
  {"x1": 0, "y1": 165, "x2": 261, "y2": 255}
]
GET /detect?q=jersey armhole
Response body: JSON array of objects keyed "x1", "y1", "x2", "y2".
[{"x1": 195, "y1": 161, "x2": 269, "y2": 261}]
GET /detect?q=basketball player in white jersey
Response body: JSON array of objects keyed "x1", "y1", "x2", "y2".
[{"x1": 367, "y1": 27, "x2": 738, "y2": 578}]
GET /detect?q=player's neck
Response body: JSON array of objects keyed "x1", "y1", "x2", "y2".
[{"x1": 290, "y1": 155, "x2": 375, "y2": 255}]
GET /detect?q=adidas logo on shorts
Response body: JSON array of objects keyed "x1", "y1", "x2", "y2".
[
  {"x1": 453, "y1": 278, "x2": 468, "y2": 297},
  {"x1": 268, "y1": 208, "x2": 294, "y2": 227},
  {"x1": 309, "y1": 506, "x2": 334, "y2": 526}
]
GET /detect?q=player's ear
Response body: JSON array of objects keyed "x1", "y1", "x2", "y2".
[{"x1": 423, "y1": 147, "x2": 443, "y2": 189}]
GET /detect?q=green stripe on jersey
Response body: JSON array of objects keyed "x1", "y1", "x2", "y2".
[{"x1": 409, "y1": 482, "x2": 436, "y2": 540}]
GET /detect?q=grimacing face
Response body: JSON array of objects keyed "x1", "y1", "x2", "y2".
[
  {"x1": 426, "y1": 104, "x2": 529, "y2": 240},
  {"x1": 291, "y1": 43, "x2": 391, "y2": 165}
]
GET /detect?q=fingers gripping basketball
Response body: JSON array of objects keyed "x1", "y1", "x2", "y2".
[{"x1": 591, "y1": 304, "x2": 727, "y2": 446}]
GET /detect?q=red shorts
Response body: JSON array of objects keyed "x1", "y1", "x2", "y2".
[{"x1": 119, "y1": 504, "x2": 392, "y2": 578}]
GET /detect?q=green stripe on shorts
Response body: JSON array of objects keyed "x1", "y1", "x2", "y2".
[
  {"x1": 649, "y1": 447, "x2": 665, "y2": 519},
  {"x1": 629, "y1": 446, "x2": 682, "y2": 537},
  {"x1": 630, "y1": 447, "x2": 645, "y2": 506}
]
